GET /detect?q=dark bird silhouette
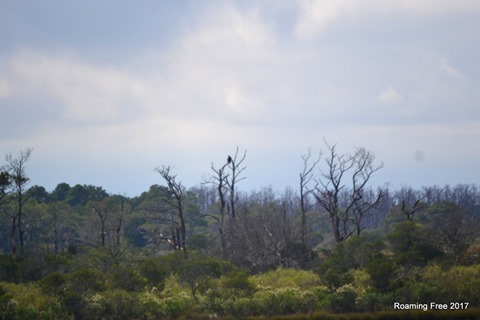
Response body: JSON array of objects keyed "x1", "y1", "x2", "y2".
[{"x1": 227, "y1": 155, "x2": 232, "y2": 164}]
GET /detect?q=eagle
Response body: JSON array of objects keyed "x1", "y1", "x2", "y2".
[{"x1": 227, "y1": 155, "x2": 232, "y2": 164}]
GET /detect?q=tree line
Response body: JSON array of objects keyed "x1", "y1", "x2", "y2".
[{"x1": 1, "y1": 145, "x2": 479, "y2": 318}]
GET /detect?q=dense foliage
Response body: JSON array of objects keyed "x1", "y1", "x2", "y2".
[{"x1": 1, "y1": 149, "x2": 479, "y2": 319}]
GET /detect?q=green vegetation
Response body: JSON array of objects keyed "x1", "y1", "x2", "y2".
[{"x1": 1, "y1": 148, "x2": 479, "y2": 319}]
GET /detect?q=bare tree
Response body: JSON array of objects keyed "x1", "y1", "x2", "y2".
[
  {"x1": 205, "y1": 160, "x2": 229, "y2": 258},
  {"x1": 4, "y1": 148, "x2": 33, "y2": 259},
  {"x1": 350, "y1": 147, "x2": 385, "y2": 235},
  {"x1": 45, "y1": 201, "x2": 73, "y2": 254},
  {"x1": 299, "y1": 149, "x2": 321, "y2": 246},
  {"x1": 396, "y1": 186, "x2": 429, "y2": 220},
  {"x1": 203, "y1": 148, "x2": 246, "y2": 258},
  {"x1": 401, "y1": 200, "x2": 428, "y2": 221},
  {"x1": 114, "y1": 196, "x2": 129, "y2": 247},
  {"x1": 314, "y1": 142, "x2": 383, "y2": 242},
  {"x1": 225, "y1": 148, "x2": 247, "y2": 219},
  {"x1": 92, "y1": 201, "x2": 109, "y2": 247},
  {"x1": 155, "y1": 165, "x2": 187, "y2": 251}
]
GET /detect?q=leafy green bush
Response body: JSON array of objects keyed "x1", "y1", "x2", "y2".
[
  {"x1": 355, "y1": 292, "x2": 393, "y2": 312},
  {"x1": 157, "y1": 292, "x2": 195, "y2": 318},
  {"x1": 0, "y1": 282, "x2": 71, "y2": 319},
  {"x1": 250, "y1": 267, "x2": 323, "y2": 290},
  {"x1": 407, "y1": 264, "x2": 480, "y2": 305},
  {"x1": 366, "y1": 258, "x2": 395, "y2": 292},
  {"x1": 252, "y1": 287, "x2": 317, "y2": 316},
  {"x1": 0, "y1": 285, "x2": 16, "y2": 319},
  {"x1": 89, "y1": 290, "x2": 141, "y2": 319},
  {"x1": 109, "y1": 265, "x2": 146, "y2": 292},
  {"x1": 139, "y1": 257, "x2": 168, "y2": 290},
  {"x1": 330, "y1": 287, "x2": 357, "y2": 313}
]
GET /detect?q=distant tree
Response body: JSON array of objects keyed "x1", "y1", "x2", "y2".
[
  {"x1": 91, "y1": 200, "x2": 110, "y2": 247},
  {"x1": 401, "y1": 199, "x2": 428, "y2": 221},
  {"x1": 114, "y1": 196, "x2": 129, "y2": 248},
  {"x1": 51, "y1": 183, "x2": 71, "y2": 202},
  {"x1": 424, "y1": 202, "x2": 480, "y2": 264},
  {"x1": 67, "y1": 184, "x2": 107, "y2": 207},
  {"x1": 299, "y1": 148, "x2": 321, "y2": 246},
  {"x1": 205, "y1": 158, "x2": 230, "y2": 258},
  {"x1": 123, "y1": 213, "x2": 148, "y2": 247},
  {"x1": 88, "y1": 195, "x2": 129, "y2": 248},
  {"x1": 44, "y1": 201, "x2": 74, "y2": 254},
  {"x1": 314, "y1": 142, "x2": 384, "y2": 242},
  {"x1": 388, "y1": 221, "x2": 442, "y2": 268},
  {"x1": 5, "y1": 148, "x2": 33, "y2": 259},
  {"x1": 225, "y1": 148, "x2": 247, "y2": 219},
  {"x1": 155, "y1": 165, "x2": 187, "y2": 252},
  {"x1": 396, "y1": 186, "x2": 429, "y2": 220},
  {"x1": 0, "y1": 170, "x2": 12, "y2": 205},
  {"x1": 26, "y1": 185, "x2": 50, "y2": 203}
]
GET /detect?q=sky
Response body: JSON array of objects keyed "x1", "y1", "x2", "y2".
[{"x1": 1, "y1": 0, "x2": 480, "y2": 197}]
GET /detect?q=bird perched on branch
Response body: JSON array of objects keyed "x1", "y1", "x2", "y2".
[{"x1": 227, "y1": 155, "x2": 232, "y2": 164}]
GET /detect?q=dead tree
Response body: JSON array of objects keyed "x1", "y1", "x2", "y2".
[
  {"x1": 225, "y1": 148, "x2": 247, "y2": 219},
  {"x1": 155, "y1": 165, "x2": 187, "y2": 251},
  {"x1": 401, "y1": 199, "x2": 428, "y2": 220},
  {"x1": 314, "y1": 142, "x2": 383, "y2": 242},
  {"x1": 114, "y1": 197, "x2": 128, "y2": 247},
  {"x1": 92, "y1": 203, "x2": 109, "y2": 247},
  {"x1": 299, "y1": 149, "x2": 321, "y2": 246},
  {"x1": 205, "y1": 161, "x2": 229, "y2": 258},
  {"x1": 349, "y1": 148, "x2": 385, "y2": 235}
]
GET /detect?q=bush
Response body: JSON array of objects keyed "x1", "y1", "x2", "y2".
[
  {"x1": 410, "y1": 264, "x2": 480, "y2": 305},
  {"x1": 252, "y1": 287, "x2": 317, "y2": 316},
  {"x1": 89, "y1": 290, "x2": 141, "y2": 319},
  {"x1": 110, "y1": 265, "x2": 146, "y2": 292},
  {"x1": 356, "y1": 292, "x2": 393, "y2": 312},
  {"x1": 250, "y1": 267, "x2": 323, "y2": 291},
  {"x1": 330, "y1": 288, "x2": 357, "y2": 313},
  {"x1": 157, "y1": 293, "x2": 195, "y2": 318},
  {"x1": 366, "y1": 258, "x2": 395, "y2": 292},
  {"x1": 0, "y1": 282, "x2": 71, "y2": 319},
  {"x1": 220, "y1": 270, "x2": 254, "y2": 298},
  {"x1": 139, "y1": 257, "x2": 168, "y2": 290}
]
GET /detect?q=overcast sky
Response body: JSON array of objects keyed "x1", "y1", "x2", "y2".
[{"x1": 1, "y1": 1, "x2": 479, "y2": 196}]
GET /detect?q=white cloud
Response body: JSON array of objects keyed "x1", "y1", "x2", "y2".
[
  {"x1": 0, "y1": 77, "x2": 12, "y2": 97},
  {"x1": 294, "y1": 0, "x2": 480, "y2": 40},
  {"x1": 6, "y1": 50, "x2": 149, "y2": 121},
  {"x1": 295, "y1": 0, "x2": 352, "y2": 39},
  {"x1": 437, "y1": 56, "x2": 467, "y2": 80},
  {"x1": 378, "y1": 86, "x2": 402, "y2": 106}
]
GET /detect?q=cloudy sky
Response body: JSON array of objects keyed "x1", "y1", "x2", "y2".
[{"x1": 1, "y1": 1, "x2": 479, "y2": 196}]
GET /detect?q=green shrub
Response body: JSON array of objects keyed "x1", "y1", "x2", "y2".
[
  {"x1": 139, "y1": 257, "x2": 168, "y2": 290},
  {"x1": 158, "y1": 293, "x2": 195, "y2": 318},
  {"x1": 356, "y1": 292, "x2": 392, "y2": 312},
  {"x1": 330, "y1": 288, "x2": 357, "y2": 313},
  {"x1": 0, "y1": 286, "x2": 15, "y2": 319},
  {"x1": 250, "y1": 267, "x2": 323, "y2": 290},
  {"x1": 110, "y1": 265, "x2": 146, "y2": 292},
  {"x1": 89, "y1": 290, "x2": 141, "y2": 319},
  {"x1": 0, "y1": 282, "x2": 71, "y2": 319},
  {"x1": 252, "y1": 287, "x2": 317, "y2": 316},
  {"x1": 411, "y1": 264, "x2": 480, "y2": 305}
]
